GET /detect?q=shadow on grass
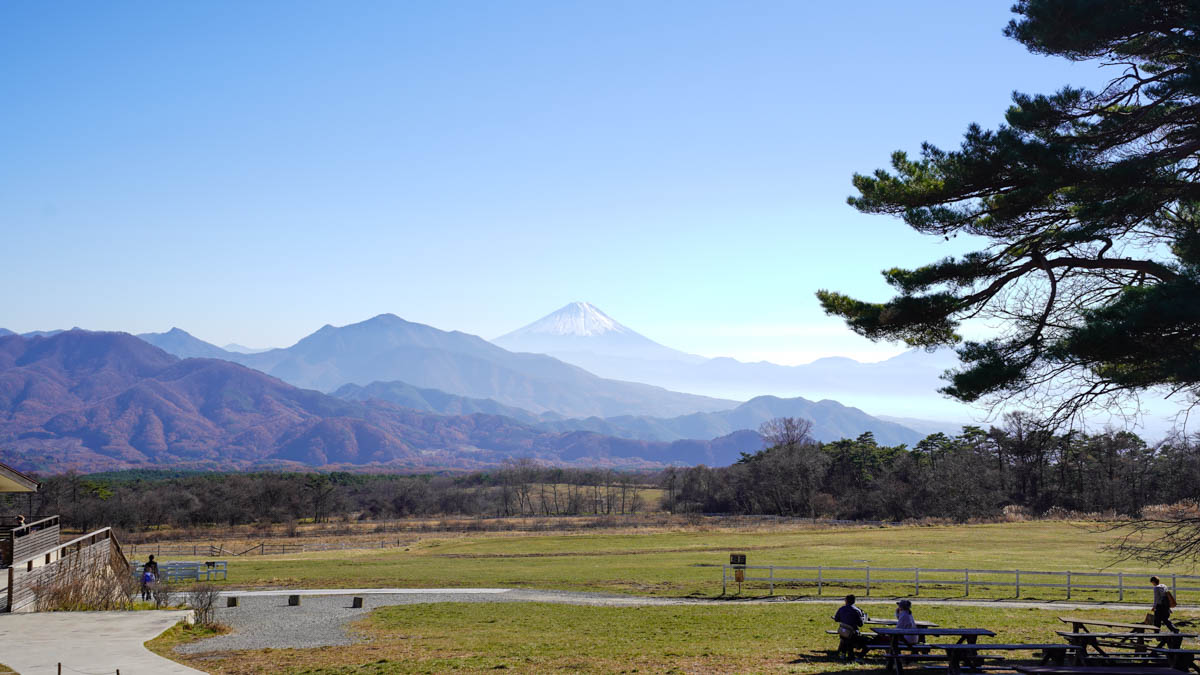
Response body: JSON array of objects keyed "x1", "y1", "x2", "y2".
[{"x1": 785, "y1": 649, "x2": 884, "y2": 673}]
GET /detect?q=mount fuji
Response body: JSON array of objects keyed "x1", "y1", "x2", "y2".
[
  {"x1": 493, "y1": 302, "x2": 971, "y2": 423},
  {"x1": 494, "y1": 301, "x2": 704, "y2": 364}
]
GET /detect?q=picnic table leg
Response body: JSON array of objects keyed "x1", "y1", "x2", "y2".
[
  {"x1": 964, "y1": 637, "x2": 983, "y2": 670},
  {"x1": 890, "y1": 636, "x2": 903, "y2": 675},
  {"x1": 947, "y1": 651, "x2": 961, "y2": 675}
]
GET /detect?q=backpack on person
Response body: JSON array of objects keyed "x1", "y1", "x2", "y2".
[
  {"x1": 1168, "y1": 590, "x2": 1178, "y2": 608},
  {"x1": 141, "y1": 571, "x2": 155, "y2": 584},
  {"x1": 838, "y1": 623, "x2": 859, "y2": 639}
]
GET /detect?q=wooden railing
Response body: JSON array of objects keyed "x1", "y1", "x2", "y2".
[
  {"x1": 10, "y1": 515, "x2": 59, "y2": 539},
  {"x1": 10, "y1": 515, "x2": 60, "y2": 564},
  {"x1": 4, "y1": 526, "x2": 126, "y2": 613}
]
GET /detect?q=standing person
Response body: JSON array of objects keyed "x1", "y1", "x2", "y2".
[
  {"x1": 833, "y1": 594, "x2": 867, "y2": 662},
  {"x1": 140, "y1": 555, "x2": 160, "y2": 602},
  {"x1": 1151, "y1": 576, "x2": 1179, "y2": 632},
  {"x1": 895, "y1": 599, "x2": 919, "y2": 646},
  {"x1": 144, "y1": 554, "x2": 159, "y2": 580}
]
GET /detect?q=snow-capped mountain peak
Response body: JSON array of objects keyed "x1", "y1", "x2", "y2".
[
  {"x1": 517, "y1": 301, "x2": 632, "y2": 337},
  {"x1": 493, "y1": 302, "x2": 706, "y2": 365}
]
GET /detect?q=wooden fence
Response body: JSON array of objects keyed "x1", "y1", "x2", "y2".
[
  {"x1": 720, "y1": 564, "x2": 1200, "y2": 601},
  {"x1": 130, "y1": 560, "x2": 227, "y2": 583},
  {"x1": 124, "y1": 538, "x2": 406, "y2": 557}
]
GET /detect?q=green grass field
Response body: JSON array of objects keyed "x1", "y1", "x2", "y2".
[
  {"x1": 152, "y1": 520, "x2": 1200, "y2": 674},
  {"x1": 159, "y1": 601, "x2": 1200, "y2": 674},
  {"x1": 187, "y1": 521, "x2": 1197, "y2": 602}
]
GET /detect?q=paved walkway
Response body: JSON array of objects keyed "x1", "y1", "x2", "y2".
[{"x1": 0, "y1": 609, "x2": 202, "y2": 675}]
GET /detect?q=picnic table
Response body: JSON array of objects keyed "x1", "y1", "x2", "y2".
[
  {"x1": 1059, "y1": 617, "x2": 1162, "y2": 634},
  {"x1": 1149, "y1": 647, "x2": 1200, "y2": 674},
  {"x1": 930, "y1": 643, "x2": 1084, "y2": 675},
  {"x1": 824, "y1": 617, "x2": 938, "y2": 636},
  {"x1": 867, "y1": 617, "x2": 939, "y2": 628},
  {"x1": 872, "y1": 628, "x2": 996, "y2": 674},
  {"x1": 1057, "y1": 631, "x2": 1196, "y2": 657}
]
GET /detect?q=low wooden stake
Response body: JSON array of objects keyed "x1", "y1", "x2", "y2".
[
  {"x1": 352, "y1": 596, "x2": 364, "y2": 608},
  {"x1": 227, "y1": 596, "x2": 239, "y2": 607},
  {"x1": 288, "y1": 594, "x2": 301, "y2": 606}
]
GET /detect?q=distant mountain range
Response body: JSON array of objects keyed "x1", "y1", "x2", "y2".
[
  {"x1": 334, "y1": 381, "x2": 923, "y2": 446},
  {"x1": 493, "y1": 303, "x2": 969, "y2": 421},
  {"x1": 140, "y1": 314, "x2": 736, "y2": 419},
  {"x1": 223, "y1": 343, "x2": 271, "y2": 354},
  {"x1": 1, "y1": 310, "x2": 944, "y2": 471},
  {"x1": 0, "y1": 331, "x2": 763, "y2": 472},
  {"x1": 139, "y1": 328, "x2": 234, "y2": 360}
]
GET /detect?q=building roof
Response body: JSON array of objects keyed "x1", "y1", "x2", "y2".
[{"x1": 0, "y1": 461, "x2": 39, "y2": 492}]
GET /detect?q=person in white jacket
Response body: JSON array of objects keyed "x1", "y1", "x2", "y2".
[{"x1": 895, "y1": 599, "x2": 919, "y2": 645}]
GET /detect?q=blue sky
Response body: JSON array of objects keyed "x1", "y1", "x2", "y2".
[{"x1": 1, "y1": 1, "x2": 1111, "y2": 363}]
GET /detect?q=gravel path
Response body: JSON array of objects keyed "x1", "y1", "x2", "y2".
[
  {"x1": 178, "y1": 589, "x2": 713, "y2": 653},
  {"x1": 179, "y1": 588, "x2": 1184, "y2": 654}
]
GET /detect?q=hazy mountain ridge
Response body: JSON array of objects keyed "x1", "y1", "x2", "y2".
[
  {"x1": 333, "y1": 380, "x2": 558, "y2": 425},
  {"x1": 491, "y1": 303, "x2": 966, "y2": 419},
  {"x1": 138, "y1": 327, "x2": 237, "y2": 360},
  {"x1": 0, "y1": 331, "x2": 759, "y2": 472},
  {"x1": 334, "y1": 380, "x2": 924, "y2": 446},
  {"x1": 537, "y1": 395, "x2": 924, "y2": 445},
  {"x1": 138, "y1": 314, "x2": 736, "y2": 419}
]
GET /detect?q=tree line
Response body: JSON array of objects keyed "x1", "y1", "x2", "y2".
[
  {"x1": 663, "y1": 415, "x2": 1200, "y2": 521},
  {"x1": 2, "y1": 414, "x2": 1196, "y2": 532},
  {"x1": 2, "y1": 460, "x2": 652, "y2": 531}
]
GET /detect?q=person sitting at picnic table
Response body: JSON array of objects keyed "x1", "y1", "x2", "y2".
[
  {"x1": 833, "y1": 594, "x2": 867, "y2": 662},
  {"x1": 1151, "y1": 576, "x2": 1179, "y2": 633},
  {"x1": 895, "y1": 599, "x2": 919, "y2": 645}
]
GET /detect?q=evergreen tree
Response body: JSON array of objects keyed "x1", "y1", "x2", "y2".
[{"x1": 818, "y1": 1, "x2": 1200, "y2": 423}]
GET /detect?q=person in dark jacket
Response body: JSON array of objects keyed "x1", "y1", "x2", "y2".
[
  {"x1": 140, "y1": 554, "x2": 160, "y2": 601},
  {"x1": 833, "y1": 594, "x2": 867, "y2": 661},
  {"x1": 1151, "y1": 576, "x2": 1179, "y2": 632}
]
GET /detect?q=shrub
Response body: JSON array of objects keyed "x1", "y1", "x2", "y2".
[{"x1": 186, "y1": 582, "x2": 221, "y2": 626}]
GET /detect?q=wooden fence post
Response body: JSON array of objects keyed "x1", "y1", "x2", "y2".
[
  {"x1": 769, "y1": 566, "x2": 775, "y2": 596},
  {"x1": 1067, "y1": 571, "x2": 1072, "y2": 599},
  {"x1": 1016, "y1": 570, "x2": 1021, "y2": 598},
  {"x1": 914, "y1": 568, "x2": 920, "y2": 596},
  {"x1": 817, "y1": 566, "x2": 823, "y2": 595},
  {"x1": 1173, "y1": 574, "x2": 1178, "y2": 601},
  {"x1": 866, "y1": 566, "x2": 871, "y2": 597},
  {"x1": 964, "y1": 569, "x2": 970, "y2": 596},
  {"x1": 1119, "y1": 572, "x2": 1124, "y2": 601},
  {"x1": 722, "y1": 565, "x2": 727, "y2": 596}
]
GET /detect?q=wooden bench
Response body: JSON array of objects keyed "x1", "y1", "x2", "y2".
[
  {"x1": 873, "y1": 628, "x2": 996, "y2": 674},
  {"x1": 1014, "y1": 665, "x2": 1177, "y2": 675},
  {"x1": 1059, "y1": 617, "x2": 1161, "y2": 634},
  {"x1": 1058, "y1": 631, "x2": 1197, "y2": 656},
  {"x1": 1149, "y1": 647, "x2": 1200, "y2": 674},
  {"x1": 931, "y1": 643, "x2": 1084, "y2": 675}
]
